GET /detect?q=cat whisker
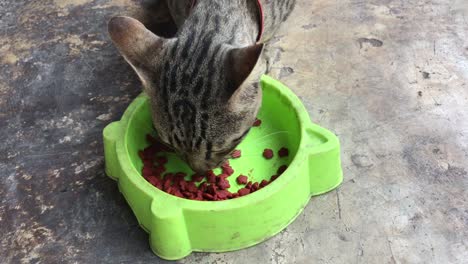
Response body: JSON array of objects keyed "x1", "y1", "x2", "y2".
[
  {"x1": 246, "y1": 130, "x2": 290, "y2": 143},
  {"x1": 231, "y1": 154, "x2": 273, "y2": 158}
]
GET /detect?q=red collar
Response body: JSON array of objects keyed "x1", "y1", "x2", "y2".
[
  {"x1": 190, "y1": 0, "x2": 264, "y2": 42},
  {"x1": 255, "y1": 0, "x2": 264, "y2": 42}
]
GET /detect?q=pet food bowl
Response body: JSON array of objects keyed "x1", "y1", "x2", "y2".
[{"x1": 103, "y1": 75, "x2": 342, "y2": 260}]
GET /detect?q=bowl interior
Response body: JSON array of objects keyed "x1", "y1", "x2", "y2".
[{"x1": 125, "y1": 86, "x2": 302, "y2": 193}]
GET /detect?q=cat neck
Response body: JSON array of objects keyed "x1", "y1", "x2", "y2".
[
  {"x1": 188, "y1": 0, "x2": 264, "y2": 42},
  {"x1": 176, "y1": 0, "x2": 261, "y2": 48}
]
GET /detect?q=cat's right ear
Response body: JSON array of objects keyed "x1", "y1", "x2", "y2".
[
  {"x1": 108, "y1": 16, "x2": 165, "y2": 83},
  {"x1": 226, "y1": 44, "x2": 265, "y2": 113}
]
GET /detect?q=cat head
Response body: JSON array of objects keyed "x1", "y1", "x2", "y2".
[{"x1": 108, "y1": 16, "x2": 265, "y2": 173}]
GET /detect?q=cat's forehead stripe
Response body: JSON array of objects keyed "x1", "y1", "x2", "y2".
[
  {"x1": 205, "y1": 141, "x2": 212, "y2": 160},
  {"x1": 195, "y1": 137, "x2": 202, "y2": 150}
]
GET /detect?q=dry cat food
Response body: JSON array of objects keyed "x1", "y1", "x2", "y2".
[
  {"x1": 253, "y1": 118, "x2": 262, "y2": 127},
  {"x1": 139, "y1": 118, "x2": 290, "y2": 201},
  {"x1": 263, "y1": 148, "x2": 274, "y2": 159},
  {"x1": 236, "y1": 175, "x2": 248, "y2": 185},
  {"x1": 231, "y1": 149, "x2": 241, "y2": 159},
  {"x1": 278, "y1": 147, "x2": 289, "y2": 157},
  {"x1": 277, "y1": 165, "x2": 288, "y2": 174}
]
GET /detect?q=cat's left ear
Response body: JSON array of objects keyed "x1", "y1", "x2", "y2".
[
  {"x1": 108, "y1": 16, "x2": 165, "y2": 84},
  {"x1": 226, "y1": 43, "x2": 265, "y2": 113}
]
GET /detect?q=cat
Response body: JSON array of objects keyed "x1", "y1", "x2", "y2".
[{"x1": 108, "y1": 0, "x2": 296, "y2": 173}]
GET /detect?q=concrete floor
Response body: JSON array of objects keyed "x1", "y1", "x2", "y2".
[{"x1": 1, "y1": 0, "x2": 467, "y2": 263}]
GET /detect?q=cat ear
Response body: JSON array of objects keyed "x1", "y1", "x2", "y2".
[
  {"x1": 227, "y1": 43, "x2": 265, "y2": 89},
  {"x1": 108, "y1": 16, "x2": 165, "y2": 83},
  {"x1": 226, "y1": 44, "x2": 265, "y2": 112}
]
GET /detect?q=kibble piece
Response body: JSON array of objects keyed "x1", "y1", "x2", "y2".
[
  {"x1": 277, "y1": 165, "x2": 288, "y2": 175},
  {"x1": 263, "y1": 149, "x2": 274, "y2": 159},
  {"x1": 236, "y1": 175, "x2": 248, "y2": 185},
  {"x1": 186, "y1": 181, "x2": 198, "y2": 193},
  {"x1": 199, "y1": 182, "x2": 208, "y2": 192},
  {"x1": 278, "y1": 147, "x2": 289, "y2": 157},
  {"x1": 146, "y1": 134, "x2": 157, "y2": 144},
  {"x1": 174, "y1": 172, "x2": 186, "y2": 179},
  {"x1": 183, "y1": 191, "x2": 193, "y2": 199},
  {"x1": 163, "y1": 178, "x2": 172, "y2": 191},
  {"x1": 143, "y1": 160, "x2": 153, "y2": 168},
  {"x1": 194, "y1": 191, "x2": 204, "y2": 200},
  {"x1": 153, "y1": 165, "x2": 165, "y2": 176},
  {"x1": 165, "y1": 186, "x2": 174, "y2": 194},
  {"x1": 238, "y1": 188, "x2": 251, "y2": 196},
  {"x1": 216, "y1": 190, "x2": 230, "y2": 200},
  {"x1": 206, "y1": 170, "x2": 217, "y2": 183},
  {"x1": 142, "y1": 167, "x2": 152, "y2": 177},
  {"x1": 156, "y1": 156, "x2": 168, "y2": 164},
  {"x1": 231, "y1": 149, "x2": 241, "y2": 159},
  {"x1": 163, "y1": 173, "x2": 174, "y2": 181},
  {"x1": 217, "y1": 179, "x2": 231, "y2": 190},
  {"x1": 253, "y1": 118, "x2": 262, "y2": 127},
  {"x1": 207, "y1": 184, "x2": 217, "y2": 195},
  {"x1": 154, "y1": 181, "x2": 162, "y2": 190},
  {"x1": 217, "y1": 173, "x2": 229, "y2": 180},
  {"x1": 191, "y1": 173, "x2": 205, "y2": 182},
  {"x1": 173, "y1": 190, "x2": 184, "y2": 198},
  {"x1": 203, "y1": 193, "x2": 215, "y2": 200},
  {"x1": 222, "y1": 163, "x2": 234, "y2": 176},
  {"x1": 251, "y1": 182, "x2": 259, "y2": 191},
  {"x1": 259, "y1": 179, "x2": 269, "y2": 188},
  {"x1": 179, "y1": 180, "x2": 188, "y2": 191},
  {"x1": 147, "y1": 175, "x2": 160, "y2": 186}
]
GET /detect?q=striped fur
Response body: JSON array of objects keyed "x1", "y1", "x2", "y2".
[{"x1": 108, "y1": 0, "x2": 295, "y2": 172}]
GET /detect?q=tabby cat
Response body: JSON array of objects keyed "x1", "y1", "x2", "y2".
[{"x1": 108, "y1": 0, "x2": 296, "y2": 172}]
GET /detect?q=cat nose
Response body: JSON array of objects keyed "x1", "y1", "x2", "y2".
[
  {"x1": 189, "y1": 163, "x2": 211, "y2": 174},
  {"x1": 186, "y1": 158, "x2": 211, "y2": 173},
  {"x1": 186, "y1": 154, "x2": 225, "y2": 173}
]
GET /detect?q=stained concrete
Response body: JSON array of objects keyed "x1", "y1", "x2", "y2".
[{"x1": 1, "y1": 0, "x2": 467, "y2": 263}]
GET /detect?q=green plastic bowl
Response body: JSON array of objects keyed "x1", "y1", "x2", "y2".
[{"x1": 103, "y1": 75, "x2": 342, "y2": 260}]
